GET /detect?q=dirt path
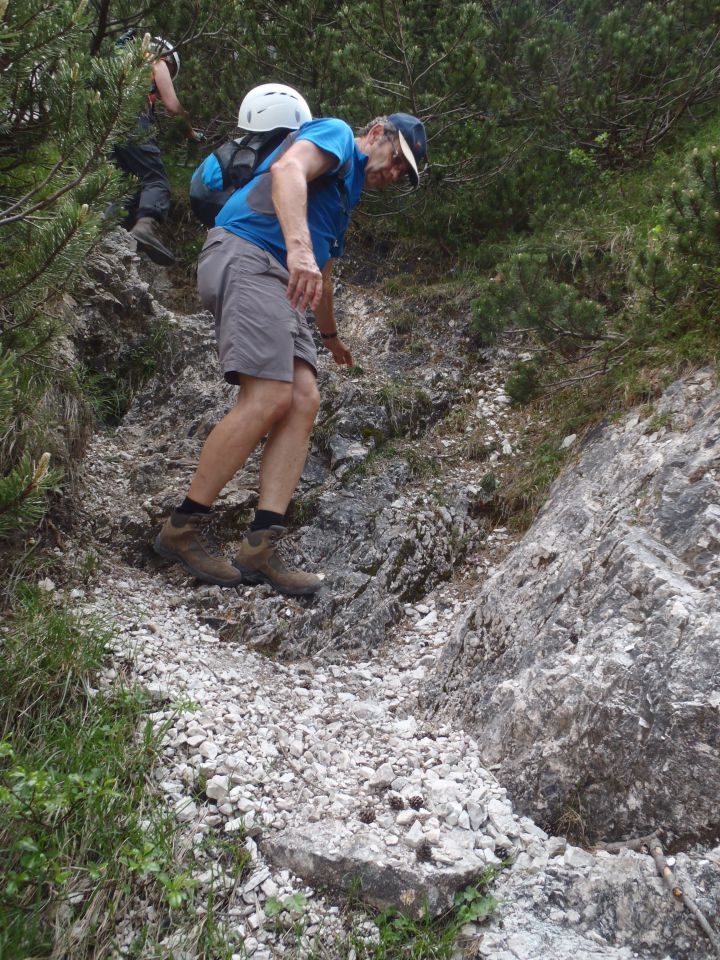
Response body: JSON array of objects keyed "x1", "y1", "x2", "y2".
[{"x1": 62, "y1": 238, "x2": 664, "y2": 960}]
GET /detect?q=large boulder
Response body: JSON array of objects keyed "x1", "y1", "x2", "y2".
[{"x1": 423, "y1": 370, "x2": 720, "y2": 844}]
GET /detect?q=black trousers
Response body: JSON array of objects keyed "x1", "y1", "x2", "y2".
[{"x1": 113, "y1": 128, "x2": 171, "y2": 225}]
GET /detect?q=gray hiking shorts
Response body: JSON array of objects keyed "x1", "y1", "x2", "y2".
[{"x1": 197, "y1": 228, "x2": 317, "y2": 384}]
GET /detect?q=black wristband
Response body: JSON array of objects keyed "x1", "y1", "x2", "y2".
[{"x1": 320, "y1": 331, "x2": 338, "y2": 340}]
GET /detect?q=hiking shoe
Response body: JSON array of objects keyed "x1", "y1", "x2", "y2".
[
  {"x1": 233, "y1": 526, "x2": 322, "y2": 596},
  {"x1": 154, "y1": 511, "x2": 243, "y2": 587},
  {"x1": 130, "y1": 217, "x2": 176, "y2": 266}
]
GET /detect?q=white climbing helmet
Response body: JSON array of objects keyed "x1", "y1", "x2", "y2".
[
  {"x1": 237, "y1": 83, "x2": 312, "y2": 132},
  {"x1": 152, "y1": 37, "x2": 180, "y2": 77}
]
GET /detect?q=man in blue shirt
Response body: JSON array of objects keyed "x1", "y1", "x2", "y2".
[{"x1": 154, "y1": 112, "x2": 428, "y2": 595}]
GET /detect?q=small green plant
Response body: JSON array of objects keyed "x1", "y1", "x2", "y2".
[
  {"x1": 453, "y1": 882, "x2": 497, "y2": 924},
  {"x1": 265, "y1": 891, "x2": 307, "y2": 917},
  {"x1": 405, "y1": 448, "x2": 439, "y2": 479},
  {"x1": 480, "y1": 472, "x2": 498, "y2": 493},
  {"x1": 464, "y1": 427, "x2": 497, "y2": 461},
  {"x1": 644, "y1": 409, "x2": 674, "y2": 433},
  {"x1": 78, "y1": 548, "x2": 99, "y2": 582},
  {"x1": 376, "y1": 379, "x2": 433, "y2": 438},
  {"x1": 436, "y1": 403, "x2": 473, "y2": 437},
  {"x1": 343, "y1": 867, "x2": 502, "y2": 959},
  {"x1": 169, "y1": 696, "x2": 200, "y2": 713},
  {"x1": 289, "y1": 492, "x2": 321, "y2": 528},
  {"x1": 193, "y1": 770, "x2": 209, "y2": 800},
  {"x1": 201, "y1": 832, "x2": 253, "y2": 879},
  {"x1": 505, "y1": 360, "x2": 541, "y2": 405},
  {"x1": 408, "y1": 336, "x2": 430, "y2": 355},
  {"x1": 388, "y1": 309, "x2": 416, "y2": 335}
]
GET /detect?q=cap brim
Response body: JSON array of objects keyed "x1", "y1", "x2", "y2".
[{"x1": 397, "y1": 131, "x2": 420, "y2": 188}]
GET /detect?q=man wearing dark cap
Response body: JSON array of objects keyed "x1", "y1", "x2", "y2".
[{"x1": 154, "y1": 111, "x2": 428, "y2": 595}]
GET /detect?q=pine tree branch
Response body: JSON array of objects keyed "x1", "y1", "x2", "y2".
[
  {"x1": 90, "y1": 0, "x2": 112, "y2": 55},
  {"x1": 0, "y1": 62, "x2": 132, "y2": 230},
  {"x1": 0, "y1": 158, "x2": 66, "y2": 220},
  {"x1": 0, "y1": 453, "x2": 50, "y2": 518}
]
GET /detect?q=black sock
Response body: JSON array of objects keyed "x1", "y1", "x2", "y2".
[
  {"x1": 250, "y1": 509, "x2": 285, "y2": 532},
  {"x1": 177, "y1": 496, "x2": 211, "y2": 516}
]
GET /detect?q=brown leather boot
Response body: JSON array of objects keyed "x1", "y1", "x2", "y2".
[
  {"x1": 233, "y1": 526, "x2": 322, "y2": 596},
  {"x1": 130, "y1": 217, "x2": 176, "y2": 266},
  {"x1": 154, "y1": 511, "x2": 243, "y2": 587}
]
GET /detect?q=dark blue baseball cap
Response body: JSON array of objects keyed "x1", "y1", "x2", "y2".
[{"x1": 389, "y1": 113, "x2": 428, "y2": 188}]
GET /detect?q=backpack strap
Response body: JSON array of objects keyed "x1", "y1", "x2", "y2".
[{"x1": 215, "y1": 129, "x2": 291, "y2": 191}]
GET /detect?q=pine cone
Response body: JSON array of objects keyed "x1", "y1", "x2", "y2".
[
  {"x1": 416, "y1": 840, "x2": 433, "y2": 863},
  {"x1": 388, "y1": 794, "x2": 404, "y2": 810},
  {"x1": 358, "y1": 804, "x2": 376, "y2": 824},
  {"x1": 408, "y1": 795, "x2": 424, "y2": 810}
]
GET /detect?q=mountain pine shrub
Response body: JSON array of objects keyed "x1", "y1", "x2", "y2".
[{"x1": 0, "y1": 0, "x2": 146, "y2": 540}]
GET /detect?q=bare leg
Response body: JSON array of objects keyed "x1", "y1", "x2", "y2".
[
  {"x1": 257, "y1": 360, "x2": 321, "y2": 513},
  {"x1": 187, "y1": 375, "x2": 293, "y2": 506}
]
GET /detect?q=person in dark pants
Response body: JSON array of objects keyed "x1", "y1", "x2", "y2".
[{"x1": 114, "y1": 36, "x2": 203, "y2": 266}]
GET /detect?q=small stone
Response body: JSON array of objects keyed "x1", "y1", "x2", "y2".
[
  {"x1": 261, "y1": 878, "x2": 279, "y2": 898},
  {"x1": 371, "y1": 762, "x2": 395, "y2": 789},
  {"x1": 200, "y1": 740, "x2": 219, "y2": 760},
  {"x1": 546, "y1": 836, "x2": 567, "y2": 858},
  {"x1": 173, "y1": 797, "x2": 198, "y2": 823},
  {"x1": 406, "y1": 820, "x2": 425, "y2": 848},
  {"x1": 466, "y1": 800, "x2": 486, "y2": 831},
  {"x1": 563, "y1": 845, "x2": 595, "y2": 869},
  {"x1": 243, "y1": 868, "x2": 271, "y2": 893},
  {"x1": 206, "y1": 775, "x2": 231, "y2": 801}
]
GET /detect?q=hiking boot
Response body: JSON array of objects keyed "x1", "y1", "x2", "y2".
[
  {"x1": 130, "y1": 217, "x2": 176, "y2": 266},
  {"x1": 154, "y1": 511, "x2": 243, "y2": 587},
  {"x1": 233, "y1": 526, "x2": 322, "y2": 596}
]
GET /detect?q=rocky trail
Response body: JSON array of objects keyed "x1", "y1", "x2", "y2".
[{"x1": 58, "y1": 233, "x2": 720, "y2": 959}]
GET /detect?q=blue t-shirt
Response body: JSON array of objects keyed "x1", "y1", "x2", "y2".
[{"x1": 211, "y1": 118, "x2": 367, "y2": 270}]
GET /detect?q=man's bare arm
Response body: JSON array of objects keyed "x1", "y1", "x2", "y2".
[
  {"x1": 271, "y1": 140, "x2": 336, "y2": 312},
  {"x1": 315, "y1": 260, "x2": 353, "y2": 366},
  {"x1": 152, "y1": 59, "x2": 200, "y2": 138}
]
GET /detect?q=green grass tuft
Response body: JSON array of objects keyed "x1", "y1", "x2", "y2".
[{"x1": 0, "y1": 585, "x2": 200, "y2": 958}]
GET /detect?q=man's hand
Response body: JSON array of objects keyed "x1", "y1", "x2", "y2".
[
  {"x1": 327, "y1": 336, "x2": 353, "y2": 367},
  {"x1": 286, "y1": 247, "x2": 323, "y2": 312}
]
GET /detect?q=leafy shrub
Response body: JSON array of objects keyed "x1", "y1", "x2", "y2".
[
  {"x1": 505, "y1": 360, "x2": 541, "y2": 405},
  {"x1": 473, "y1": 253, "x2": 607, "y2": 355}
]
